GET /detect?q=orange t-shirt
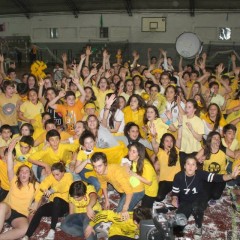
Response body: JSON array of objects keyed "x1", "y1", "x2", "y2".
[{"x1": 56, "y1": 100, "x2": 84, "y2": 134}]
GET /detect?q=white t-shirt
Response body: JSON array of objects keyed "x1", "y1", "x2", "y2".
[
  {"x1": 161, "y1": 101, "x2": 185, "y2": 123},
  {"x1": 100, "y1": 109, "x2": 125, "y2": 133}
]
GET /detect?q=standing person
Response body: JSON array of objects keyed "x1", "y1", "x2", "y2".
[
  {"x1": 0, "y1": 80, "x2": 20, "y2": 134},
  {"x1": 23, "y1": 163, "x2": 73, "y2": 240},
  {"x1": 91, "y1": 152, "x2": 144, "y2": 218},
  {"x1": 123, "y1": 94, "x2": 146, "y2": 138},
  {"x1": 151, "y1": 132, "x2": 181, "y2": 201},
  {"x1": 0, "y1": 142, "x2": 38, "y2": 240},
  {"x1": 174, "y1": 99, "x2": 204, "y2": 170},
  {"x1": 196, "y1": 131, "x2": 237, "y2": 202},
  {"x1": 171, "y1": 157, "x2": 240, "y2": 237},
  {"x1": 18, "y1": 89, "x2": 44, "y2": 125}
]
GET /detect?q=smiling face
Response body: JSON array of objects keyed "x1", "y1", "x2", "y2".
[
  {"x1": 21, "y1": 126, "x2": 31, "y2": 136},
  {"x1": 163, "y1": 135, "x2": 174, "y2": 152},
  {"x1": 128, "y1": 126, "x2": 139, "y2": 140},
  {"x1": 211, "y1": 134, "x2": 221, "y2": 149},
  {"x1": 99, "y1": 78, "x2": 108, "y2": 91},
  {"x1": 126, "y1": 81, "x2": 134, "y2": 93},
  {"x1": 87, "y1": 116, "x2": 98, "y2": 130},
  {"x1": 66, "y1": 95, "x2": 76, "y2": 107},
  {"x1": 75, "y1": 122, "x2": 85, "y2": 136},
  {"x1": 83, "y1": 136, "x2": 95, "y2": 151},
  {"x1": 28, "y1": 90, "x2": 38, "y2": 104},
  {"x1": 128, "y1": 145, "x2": 139, "y2": 162}
]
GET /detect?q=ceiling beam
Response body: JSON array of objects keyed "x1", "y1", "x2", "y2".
[
  {"x1": 189, "y1": 0, "x2": 195, "y2": 16},
  {"x1": 65, "y1": 0, "x2": 80, "y2": 18},
  {"x1": 12, "y1": 0, "x2": 31, "y2": 19},
  {"x1": 124, "y1": 0, "x2": 133, "y2": 16}
]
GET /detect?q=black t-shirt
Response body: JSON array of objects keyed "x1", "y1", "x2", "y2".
[
  {"x1": 172, "y1": 170, "x2": 224, "y2": 203},
  {"x1": 47, "y1": 106, "x2": 63, "y2": 126}
]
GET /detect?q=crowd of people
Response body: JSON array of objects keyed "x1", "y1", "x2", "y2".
[{"x1": 0, "y1": 46, "x2": 240, "y2": 240}]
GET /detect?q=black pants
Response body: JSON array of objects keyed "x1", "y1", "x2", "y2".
[
  {"x1": 157, "y1": 181, "x2": 173, "y2": 201},
  {"x1": 0, "y1": 188, "x2": 9, "y2": 202},
  {"x1": 179, "y1": 151, "x2": 198, "y2": 170},
  {"x1": 141, "y1": 194, "x2": 156, "y2": 208},
  {"x1": 109, "y1": 236, "x2": 134, "y2": 240},
  {"x1": 176, "y1": 196, "x2": 208, "y2": 228},
  {"x1": 204, "y1": 181, "x2": 226, "y2": 200},
  {"x1": 26, "y1": 197, "x2": 69, "y2": 237}
]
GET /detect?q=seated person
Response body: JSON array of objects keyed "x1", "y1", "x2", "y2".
[
  {"x1": 61, "y1": 181, "x2": 102, "y2": 239},
  {"x1": 0, "y1": 124, "x2": 12, "y2": 157},
  {"x1": 28, "y1": 129, "x2": 78, "y2": 181},
  {"x1": 74, "y1": 131, "x2": 100, "y2": 192},
  {"x1": 172, "y1": 157, "x2": 240, "y2": 237}
]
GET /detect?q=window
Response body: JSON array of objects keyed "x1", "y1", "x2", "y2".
[
  {"x1": 50, "y1": 28, "x2": 59, "y2": 39},
  {"x1": 100, "y1": 27, "x2": 108, "y2": 38}
]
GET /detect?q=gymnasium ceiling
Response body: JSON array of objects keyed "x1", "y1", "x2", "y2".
[{"x1": 1, "y1": 0, "x2": 240, "y2": 18}]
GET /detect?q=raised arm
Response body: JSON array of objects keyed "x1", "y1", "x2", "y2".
[
  {"x1": 77, "y1": 54, "x2": 86, "y2": 78},
  {"x1": 48, "y1": 90, "x2": 66, "y2": 110},
  {"x1": 85, "y1": 46, "x2": 92, "y2": 68},
  {"x1": 72, "y1": 77, "x2": 86, "y2": 103},
  {"x1": 7, "y1": 140, "x2": 17, "y2": 182},
  {"x1": 0, "y1": 54, "x2": 7, "y2": 78},
  {"x1": 62, "y1": 53, "x2": 70, "y2": 77},
  {"x1": 178, "y1": 55, "x2": 183, "y2": 72}
]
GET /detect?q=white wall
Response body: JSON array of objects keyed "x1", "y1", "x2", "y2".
[{"x1": 0, "y1": 12, "x2": 239, "y2": 44}]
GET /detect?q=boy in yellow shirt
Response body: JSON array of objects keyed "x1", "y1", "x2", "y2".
[
  {"x1": 91, "y1": 152, "x2": 144, "y2": 219},
  {"x1": 61, "y1": 181, "x2": 102, "y2": 239},
  {"x1": 29, "y1": 129, "x2": 78, "y2": 181},
  {"x1": 0, "y1": 124, "x2": 12, "y2": 157}
]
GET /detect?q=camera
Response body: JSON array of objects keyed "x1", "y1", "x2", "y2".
[{"x1": 139, "y1": 202, "x2": 187, "y2": 240}]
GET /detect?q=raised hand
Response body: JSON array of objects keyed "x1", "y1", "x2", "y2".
[{"x1": 62, "y1": 53, "x2": 67, "y2": 62}]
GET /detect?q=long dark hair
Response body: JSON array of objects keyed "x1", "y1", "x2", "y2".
[
  {"x1": 207, "y1": 103, "x2": 222, "y2": 131},
  {"x1": 124, "y1": 122, "x2": 141, "y2": 143},
  {"x1": 159, "y1": 133, "x2": 178, "y2": 166},
  {"x1": 143, "y1": 105, "x2": 159, "y2": 124},
  {"x1": 128, "y1": 142, "x2": 153, "y2": 176},
  {"x1": 126, "y1": 94, "x2": 146, "y2": 109},
  {"x1": 164, "y1": 85, "x2": 177, "y2": 112},
  {"x1": 203, "y1": 131, "x2": 221, "y2": 160},
  {"x1": 105, "y1": 93, "x2": 120, "y2": 129}
]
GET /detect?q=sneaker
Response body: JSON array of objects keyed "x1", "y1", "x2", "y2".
[
  {"x1": 208, "y1": 199, "x2": 216, "y2": 206},
  {"x1": 45, "y1": 229, "x2": 55, "y2": 240},
  {"x1": 194, "y1": 226, "x2": 202, "y2": 235},
  {"x1": 22, "y1": 236, "x2": 29, "y2": 240}
]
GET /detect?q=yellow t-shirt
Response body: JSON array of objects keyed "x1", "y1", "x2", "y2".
[
  {"x1": 123, "y1": 106, "x2": 146, "y2": 138},
  {"x1": 29, "y1": 143, "x2": 79, "y2": 166},
  {"x1": 174, "y1": 115, "x2": 204, "y2": 153},
  {"x1": 35, "y1": 173, "x2": 73, "y2": 203},
  {"x1": 203, "y1": 147, "x2": 227, "y2": 174},
  {"x1": 142, "y1": 160, "x2": 158, "y2": 197},
  {"x1": 157, "y1": 148, "x2": 181, "y2": 182},
  {"x1": 92, "y1": 86, "x2": 113, "y2": 112},
  {"x1": 89, "y1": 210, "x2": 138, "y2": 238},
  {"x1": 147, "y1": 118, "x2": 169, "y2": 143},
  {"x1": 69, "y1": 184, "x2": 101, "y2": 213},
  {"x1": 0, "y1": 160, "x2": 10, "y2": 191},
  {"x1": 76, "y1": 149, "x2": 95, "y2": 171},
  {"x1": 4, "y1": 176, "x2": 39, "y2": 216},
  {"x1": 96, "y1": 164, "x2": 144, "y2": 194},
  {"x1": 0, "y1": 136, "x2": 11, "y2": 148},
  {"x1": 20, "y1": 100, "x2": 44, "y2": 123},
  {"x1": 0, "y1": 93, "x2": 20, "y2": 126},
  {"x1": 221, "y1": 138, "x2": 239, "y2": 163}
]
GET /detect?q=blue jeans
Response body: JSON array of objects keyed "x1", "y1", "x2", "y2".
[
  {"x1": 61, "y1": 213, "x2": 97, "y2": 240},
  {"x1": 79, "y1": 168, "x2": 100, "y2": 192},
  {"x1": 116, "y1": 191, "x2": 145, "y2": 212}
]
